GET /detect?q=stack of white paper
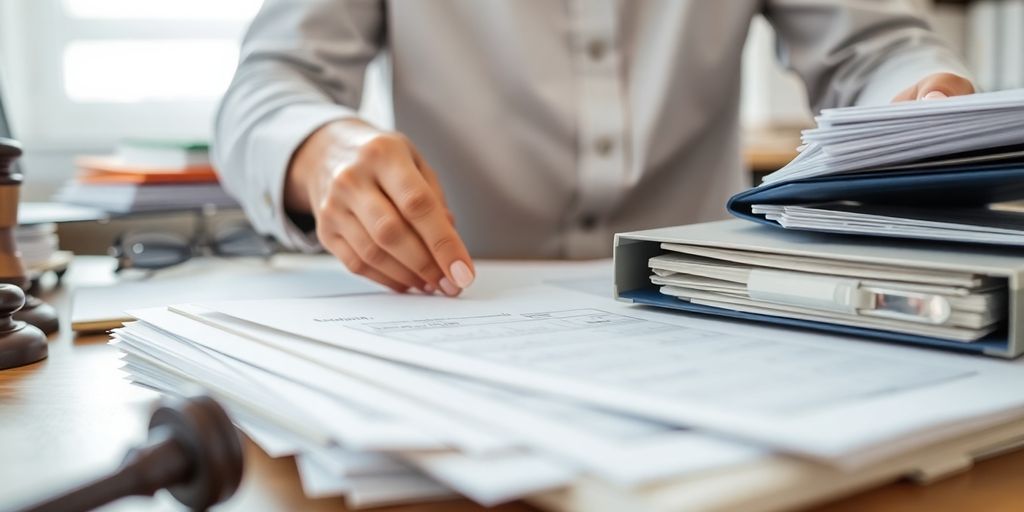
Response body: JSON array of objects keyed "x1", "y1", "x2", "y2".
[
  {"x1": 763, "y1": 88, "x2": 1024, "y2": 185},
  {"x1": 112, "y1": 304, "x2": 761, "y2": 507},
  {"x1": 109, "y1": 264, "x2": 1024, "y2": 509}
]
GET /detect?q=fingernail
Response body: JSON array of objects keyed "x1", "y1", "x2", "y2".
[
  {"x1": 449, "y1": 260, "x2": 474, "y2": 288},
  {"x1": 923, "y1": 91, "x2": 947, "y2": 100},
  {"x1": 438, "y1": 277, "x2": 460, "y2": 297},
  {"x1": 423, "y1": 283, "x2": 436, "y2": 294}
]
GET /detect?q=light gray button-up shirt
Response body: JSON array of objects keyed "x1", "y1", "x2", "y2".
[{"x1": 213, "y1": 0, "x2": 967, "y2": 259}]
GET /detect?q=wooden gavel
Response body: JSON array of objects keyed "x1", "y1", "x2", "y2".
[
  {"x1": 0, "y1": 136, "x2": 58, "y2": 342},
  {"x1": 12, "y1": 395, "x2": 244, "y2": 512}
]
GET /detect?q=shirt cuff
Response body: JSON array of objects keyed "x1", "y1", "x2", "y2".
[
  {"x1": 856, "y1": 46, "x2": 974, "y2": 107},
  {"x1": 245, "y1": 103, "x2": 359, "y2": 252}
]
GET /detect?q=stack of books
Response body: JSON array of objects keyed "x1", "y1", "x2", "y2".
[{"x1": 55, "y1": 140, "x2": 237, "y2": 213}]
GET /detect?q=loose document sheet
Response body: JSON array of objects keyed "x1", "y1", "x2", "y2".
[{"x1": 201, "y1": 286, "x2": 1024, "y2": 467}]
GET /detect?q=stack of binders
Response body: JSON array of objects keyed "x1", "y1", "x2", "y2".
[{"x1": 616, "y1": 89, "x2": 1024, "y2": 357}]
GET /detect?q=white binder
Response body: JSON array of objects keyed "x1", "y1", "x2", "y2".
[{"x1": 613, "y1": 219, "x2": 1024, "y2": 358}]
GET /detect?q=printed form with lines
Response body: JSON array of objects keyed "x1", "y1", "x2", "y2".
[{"x1": 202, "y1": 284, "x2": 1024, "y2": 466}]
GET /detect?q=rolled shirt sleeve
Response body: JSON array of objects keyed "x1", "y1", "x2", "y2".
[
  {"x1": 763, "y1": 0, "x2": 972, "y2": 110},
  {"x1": 212, "y1": 0, "x2": 385, "y2": 251}
]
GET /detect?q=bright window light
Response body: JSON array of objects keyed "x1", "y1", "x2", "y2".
[
  {"x1": 63, "y1": 0, "x2": 263, "y2": 20},
  {"x1": 63, "y1": 40, "x2": 239, "y2": 102}
]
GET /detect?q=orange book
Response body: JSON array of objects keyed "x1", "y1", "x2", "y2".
[{"x1": 75, "y1": 156, "x2": 219, "y2": 184}]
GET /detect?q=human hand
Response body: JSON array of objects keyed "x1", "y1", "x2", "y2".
[
  {"x1": 285, "y1": 119, "x2": 474, "y2": 296},
  {"x1": 891, "y1": 72, "x2": 975, "y2": 102}
]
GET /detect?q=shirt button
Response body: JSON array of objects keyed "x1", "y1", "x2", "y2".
[
  {"x1": 594, "y1": 136, "x2": 614, "y2": 157},
  {"x1": 263, "y1": 191, "x2": 274, "y2": 212},
  {"x1": 587, "y1": 39, "x2": 607, "y2": 61},
  {"x1": 580, "y1": 214, "x2": 599, "y2": 231}
]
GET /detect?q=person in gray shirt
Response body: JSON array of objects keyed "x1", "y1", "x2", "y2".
[{"x1": 213, "y1": 1, "x2": 974, "y2": 297}]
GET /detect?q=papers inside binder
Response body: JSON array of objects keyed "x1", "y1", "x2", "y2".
[{"x1": 647, "y1": 243, "x2": 1007, "y2": 343}]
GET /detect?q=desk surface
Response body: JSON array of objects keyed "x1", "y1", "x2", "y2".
[
  {"x1": 2, "y1": 257, "x2": 1024, "y2": 512},
  {"x1": 743, "y1": 127, "x2": 802, "y2": 172}
]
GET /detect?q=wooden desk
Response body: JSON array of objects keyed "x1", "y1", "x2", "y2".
[
  {"x1": 2, "y1": 258, "x2": 1023, "y2": 512},
  {"x1": 742, "y1": 127, "x2": 802, "y2": 173}
]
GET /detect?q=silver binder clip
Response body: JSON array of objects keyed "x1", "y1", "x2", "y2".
[
  {"x1": 747, "y1": 269, "x2": 951, "y2": 325},
  {"x1": 861, "y1": 287, "x2": 952, "y2": 325}
]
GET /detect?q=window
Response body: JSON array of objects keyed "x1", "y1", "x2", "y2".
[
  {"x1": 1, "y1": 0, "x2": 392, "y2": 155},
  {"x1": 0, "y1": 0, "x2": 263, "y2": 148},
  {"x1": 62, "y1": 0, "x2": 262, "y2": 19}
]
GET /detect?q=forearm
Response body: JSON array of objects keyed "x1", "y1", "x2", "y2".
[
  {"x1": 211, "y1": 0, "x2": 384, "y2": 250},
  {"x1": 212, "y1": 61, "x2": 358, "y2": 251}
]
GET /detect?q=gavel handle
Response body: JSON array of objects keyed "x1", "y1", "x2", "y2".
[{"x1": 16, "y1": 435, "x2": 192, "y2": 512}]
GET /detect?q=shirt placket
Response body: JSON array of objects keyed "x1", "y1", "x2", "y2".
[{"x1": 566, "y1": 0, "x2": 627, "y2": 258}]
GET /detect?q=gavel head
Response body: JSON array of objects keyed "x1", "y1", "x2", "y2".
[
  {"x1": 0, "y1": 136, "x2": 26, "y2": 289},
  {"x1": 0, "y1": 136, "x2": 21, "y2": 179},
  {"x1": 150, "y1": 395, "x2": 244, "y2": 510}
]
